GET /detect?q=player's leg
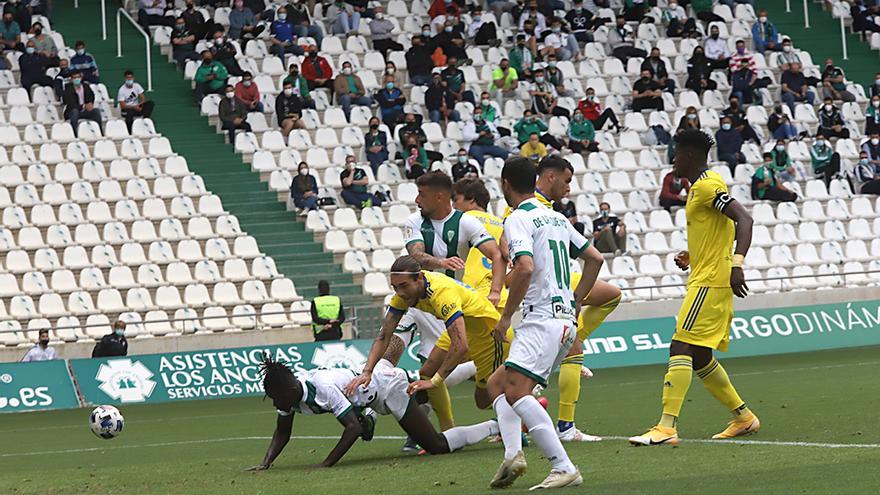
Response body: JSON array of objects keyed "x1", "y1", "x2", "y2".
[
  {"x1": 397, "y1": 402, "x2": 499, "y2": 455},
  {"x1": 469, "y1": 327, "x2": 509, "y2": 410},
  {"x1": 487, "y1": 366, "x2": 528, "y2": 488},
  {"x1": 421, "y1": 333, "x2": 456, "y2": 430}
]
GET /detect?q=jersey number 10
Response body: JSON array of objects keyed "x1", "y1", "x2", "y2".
[{"x1": 548, "y1": 240, "x2": 571, "y2": 290}]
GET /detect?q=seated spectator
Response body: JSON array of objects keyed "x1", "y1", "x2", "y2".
[
  {"x1": 518, "y1": 2, "x2": 546, "y2": 36},
  {"x1": 19, "y1": 40, "x2": 57, "y2": 93},
  {"x1": 508, "y1": 34, "x2": 534, "y2": 81},
  {"x1": 210, "y1": 30, "x2": 245, "y2": 77},
  {"x1": 769, "y1": 105, "x2": 799, "y2": 140},
  {"x1": 490, "y1": 58, "x2": 519, "y2": 109},
  {"x1": 677, "y1": 106, "x2": 700, "y2": 132},
  {"x1": 269, "y1": 7, "x2": 305, "y2": 59},
  {"x1": 463, "y1": 107, "x2": 509, "y2": 166},
  {"x1": 30, "y1": 22, "x2": 57, "y2": 58},
  {"x1": 398, "y1": 113, "x2": 428, "y2": 149},
  {"x1": 577, "y1": 88, "x2": 621, "y2": 132},
  {"x1": 375, "y1": 75, "x2": 405, "y2": 127},
  {"x1": 662, "y1": 1, "x2": 696, "y2": 38},
  {"x1": 452, "y1": 149, "x2": 480, "y2": 181},
  {"x1": 52, "y1": 58, "x2": 72, "y2": 96},
  {"x1": 288, "y1": 0, "x2": 324, "y2": 47},
  {"x1": 728, "y1": 39, "x2": 755, "y2": 75},
  {"x1": 703, "y1": 25, "x2": 730, "y2": 70},
  {"x1": 872, "y1": 72, "x2": 880, "y2": 99},
  {"x1": 290, "y1": 162, "x2": 319, "y2": 215},
  {"x1": 715, "y1": 117, "x2": 744, "y2": 171},
  {"x1": 182, "y1": 0, "x2": 219, "y2": 40},
  {"x1": 520, "y1": 132, "x2": 548, "y2": 162},
  {"x1": 467, "y1": 6, "x2": 499, "y2": 47},
  {"x1": 4, "y1": 0, "x2": 30, "y2": 33},
  {"x1": 722, "y1": 96, "x2": 759, "y2": 143},
  {"x1": 567, "y1": 112, "x2": 599, "y2": 154},
  {"x1": 565, "y1": 0, "x2": 599, "y2": 43},
  {"x1": 282, "y1": 64, "x2": 314, "y2": 109},
  {"x1": 641, "y1": 47, "x2": 675, "y2": 93},
  {"x1": 193, "y1": 50, "x2": 228, "y2": 103},
  {"x1": 402, "y1": 139, "x2": 429, "y2": 180},
  {"x1": 138, "y1": 0, "x2": 174, "y2": 29},
  {"x1": 429, "y1": 0, "x2": 462, "y2": 27},
  {"x1": 228, "y1": 0, "x2": 264, "y2": 44},
  {"x1": 334, "y1": 61, "x2": 372, "y2": 121},
  {"x1": 780, "y1": 63, "x2": 815, "y2": 113},
  {"x1": 554, "y1": 195, "x2": 585, "y2": 236},
  {"x1": 752, "y1": 153, "x2": 797, "y2": 202},
  {"x1": 440, "y1": 57, "x2": 475, "y2": 106},
  {"x1": 592, "y1": 202, "x2": 626, "y2": 254},
  {"x1": 544, "y1": 55, "x2": 571, "y2": 97},
  {"x1": 171, "y1": 18, "x2": 200, "y2": 69},
  {"x1": 0, "y1": 11, "x2": 22, "y2": 53},
  {"x1": 369, "y1": 6, "x2": 403, "y2": 58},
  {"x1": 863, "y1": 134, "x2": 880, "y2": 166},
  {"x1": 275, "y1": 80, "x2": 305, "y2": 138},
  {"x1": 730, "y1": 62, "x2": 758, "y2": 104},
  {"x1": 234, "y1": 71, "x2": 264, "y2": 113},
  {"x1": 770, "y1": 139, "x2": 799, "y2": 182},
  {"x1": 751, "y1": 10, "x2": 780, "y2": 53},
  {"x1": 866, "y1": 95, "x2": 880, "y2": 136},
  {"x1": 301, "y1": 46, "x2": 334, "y2": 100},
  {"x1": 92, "y1": 320, "x2": 129, "y2": 358},
  {"x1": 340, "y1": 156, "x2": 383, "y2": 208},
  {"x1": 817, "y1": 97, "x2": 849, "y2": 139},
  {"x1": 821, "y1": 58, "x2": 855, "y2": 102},
  {"x1": 810, "y1": 134, "x2": 841, "y2": 187},
  {"x1": 774, "y1": 39, "x2": 800, "y2": 71},
  {"x1": 850, "y1": 1, "x2": 880, "y2": 36},
  {"x1": 514, "y1": 109, "x2": 548, "y2": 145},
  {"x1": 63, "y1": 71, "x2": 102, "y2": 136},
  {"x1": 606, "y1": 15, "x2": 646, "y2": 63},
  {"x1": 364, "y1": 117, "x2": 389, "y2": 174},
  {"x1": 540, "y1": 17, "x2": 579, "y2": 62},
  {"x1": 432, "y1": 18, "x2": 468, "y2": 61},
  {"x1": 632, "y1": 68, "x2": 664, "y2": 112},
  {"x1": 686, "y1": 46, "x2": 717, "y2": 94},
  {"x1": 405, "y1": 35, "x2": 434, "y2": 86},
  {"x1": 117, "y1": 70, "x2": 155, "y2": 132},
  {"x1": 855, "y1": 150, "x2": 880, "y2": 195},
  {"x1": 21, "y1": 329, "x2": 56, "y2": 362},
  {"x1": 425, "y1": 71, "x2": 460, "y2": 124},
  {"x1": 530, "y1": 68, "x2": 569, "y2": 117},
  {"x1": 326, "y1": 0, "x2": 360, "y2": 35},
  {"x1": 218, "y1": 85, "x2": 251, "y2": 143},
  {"x1": 659, "y1": 171, "x2": 689, "y2": 210}
]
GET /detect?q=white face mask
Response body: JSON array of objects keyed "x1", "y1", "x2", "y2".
[
  {"x1": 782, "y1": 45, "x2": 791, "y2": 53},
  {"x1": 124, "y1": 79, "x2": 134, "y2": 87},
  {"x1": 284, "y1": 88, "x2": 294, "y2": 96},
  {"x1": 226, "y1": 92, "x2": 235, "y2": 99},
  {"x1": 873, "y1": 138, "x2": 880, "y2": 146},
  {"x1": 776, "y1": 145, "x2": 785, "y2": 151},
  {"x1": 299, "y1": 168, "x2": 309, "y2": 175},
  {"x1": 481, "y1": 99, "x2": 489, "y2": 106},
  {"x1": 759, "y1": 16, "x2": 767, "y2": 23},
  {"x1": 374, "y1": 12, "x2": 383, "y2": 19},
  {"x1": 560, "y1": 197, "x2": 570, "y2": 205},
  {"x1": 243, "y1": 80, "x2": 252, "y2": 87},
  {"x1": 873, "y1": 100, "x2": 880, "y2": 108},
  {"x1": 215, "y1": 37, "x2": 223, "y2": 45},
  {"x1": 824, "y1": 104, "x2": 832, "y2": 112},
  {"x1": 343, "y1": 67, "x2": 352, "y2": 75}
]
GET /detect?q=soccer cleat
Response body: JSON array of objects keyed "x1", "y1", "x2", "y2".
[
  {"x1": 628, "y1": 425, "x2": 680, "y2": 446},
  {"x1": 528, "y1": 469, "x2": 583, "y2": 491},
  {"x1": 401, "y1": 436, "x2": 420, "y2": 453},
  {"x1": 489, "y1": 451, "x2": 527, "y2": 489},
  {"x1": 557, "y1": 425, "x2": 602, "y2": 443},
  {"x1": 712, "y1": 414, "x2": 761, "y2": 439}
]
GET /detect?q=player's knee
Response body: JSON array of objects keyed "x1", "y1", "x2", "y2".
[{"x1": 474, "y1": 389, "x2": 492, "y2": 409}]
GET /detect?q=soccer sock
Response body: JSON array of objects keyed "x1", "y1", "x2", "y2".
[
  {"x1": 556, "y1": 354, "x2": 583, "y2": 431},
  {"x1": 423, "y1": 374, "x2": 454, "y2": 430},
  {"x1": 512, "y1": 395, "x2": 576, "y2": 473},
  {"x1": 492, "y1": 394, "x2": 522, "y2": 460},
  {"x1": 660, "y1": 355, "x2": 693, "y2": 429},
  {"x1": 580, "y1": 294, "x2": 621, "y2": 338},
  {"x1": 444, "y1": 361, "x2": 477, "y2": 387},
  {"x1": 441, "y1": 419, "x2": 500, "y2": 452},
  {"x1": 696, "y1": 358, "x2": 750, "y2": 418}
]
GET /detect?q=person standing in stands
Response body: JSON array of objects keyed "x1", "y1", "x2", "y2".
[
  {"x1": 117, "y1": 70, "x2": 155, "y2": 133},
  {"x1": 92, "y1": 320, "x2": 129, "y2": 358},
  {"x1": 21, "y1": 329, "x2": 57, "y2": 362},
  {"x1": 311, "y1": 280, "x2": 345, "y2": 341}
]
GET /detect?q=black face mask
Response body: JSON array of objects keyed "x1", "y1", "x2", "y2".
[
  {"x1": 34, "y1": 29, "x2": 42, "y2": 36},
  {"x1": 290, "y1": 71, "x2": 299, "y2": 77},
  {"x1": 369, "y1": 124, "x2": 378, "y2": 130},
  {"x1": 308, "y1": 52, "x2": 317, "y2": 58},
  {"x1": 694, "y1": 51, "x2": 704, "y2": 58},
  {"x1": 711, "y1": 33, "x2": 719, "y2": 40},
  {"x1": 39, "y1": 339, "x2": 49, "y2": 346},
  {"x1": 642, "y1": 76, "x2": 651, "y2": 82}
]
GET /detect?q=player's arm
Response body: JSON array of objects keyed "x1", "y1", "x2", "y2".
[
  {"x1": 407, "y1": 316, "x2": 468, "y2": 395},
  {"x1": 320, "y1": 410, "x2": 363, "y2": 467},
  {"x1": 721, "y1": 197, "x2": 753, "y2": 298},
  {"x1": 475, "y1": 238, "x2": 505, "y2": 305},
  {"x1": 345, "y1": 308, "x2": 403, "y2": 396},
  {"x1": 497, "y1": 253, "x2": 533, "y2": 341},
  {"x1": 406, "y1": 240, "x2": 464, "y2": 272},
  {"x1": 248, "y1": 412, "x2": 294, "y2": 471}
]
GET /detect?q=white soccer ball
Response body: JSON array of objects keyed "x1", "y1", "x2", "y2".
[{"x1": 89, "y1": 405, "x2": 124, "y2": 439}]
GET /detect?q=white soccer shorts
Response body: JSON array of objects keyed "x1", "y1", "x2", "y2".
[{"x1": 504, "y1": 316, "x2": 576, "y2": 387}]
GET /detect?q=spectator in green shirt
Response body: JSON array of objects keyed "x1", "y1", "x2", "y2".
[
  {"x1": 193, "y1": 50, "x2": 228, "y2": 103},
  {"x1": 281, "y1": 63, "x2": 314, "y2": 109},
  {"x1": 752, "y1": 152, "x2": 797, "y2": 202},
  {"x1": 490, "y1": 58, "x2": 519, "y2": 110},
  {"x1": 770, "y1": 139, "x2": 798, "y2": 182},
  {"x1": 809, "y1": 133, "x2": 841, "y2": 186},
  {"x1": 567, "y1": 112, "x2": 599, "y2": 154},
  {"x1": 507, "y1": 34, "x2": 534, "y2": 81},
  {"x1": 513, "y1": 109, "x2": 548, "y2": 144}
]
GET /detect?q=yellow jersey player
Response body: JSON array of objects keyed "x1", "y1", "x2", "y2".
[{"x1": 629, "y1": 129, "x2": 759, "y2": 446}]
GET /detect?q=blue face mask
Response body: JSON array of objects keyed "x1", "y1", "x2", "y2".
[
  {"x1": 386, "y1": 82, "x2": 395, "y2": 90},
  {"x1": 115, "y1": 329, "x2": 124, "y2": 336},
  {"x1": 721, "y1": 123, "x2": 732, "y2": 131}
]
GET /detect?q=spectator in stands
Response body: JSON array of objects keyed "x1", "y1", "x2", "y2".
[
  {"x1": 228, "y1": 0, "x2": 264, "y2": 44},
  {"x1": 466, "y1": 6, "x2": 499, "y2": 47},
  {"x1": 234, "y1": 71, "x2": 264, "y2": 113},
  {"x1": 690, "y1": 0, "x2": 725, "y2": 24},
  {"x1": 19, "y1": 39, "x2": 56, "y2": 93},
  {"x1": 520, "y1": 132, "x2": 548, "y2": 161},
  {"x1": 544, "y1": 55, "x2": 570, "y2": 97},
  {"x1": 577, "y1": 88, "x2": 621, "y2": 132},
  {"x1": 30, "y1": 22, "x2": 56, "y2": 58},
  {"x1": 821, "y1": 59, "x2": 855, "y2": 103},
  {"x1": 92, "y1": 320, "x2": 129, "y2": 358},
  {"x1": 432, "y1": 18, "x2": 468, "y2": 61},
  {"x1": 0, "y1": 10, "x2": 22, "y2": 52},
  {"x1": 729, "y1": 61, "x2": 758, "y2": 104},
  {"x1": 769, "y1": 105, "x2": 798, "y2": 140},
  {"x1": 606, "y1": 15, "x2": 646, "y2": 63},
  {"x1": 138, "y1": 0, "x2": 173, "y2": 29},
  {"x1": 288, "y1": 0, "x2": 324, "y2": 47},
  {"x1": 488, "y1": 0, "x2": 517, "y2": 22},
  {"x1": 218, "y1": 84, "x2": 251, "y2": 143},
  {"x1": 850, "y1": 1, "x2": 880, "y2": 36},
  {"x1": 863, "y1": 134, "x2": 880, "y2": 166},
  {"x1": 21, "y1": 329, "x2": 56, "y2": 362},
  {"x1": 429, "y1": 0, "x2": 462, "y2": 28},
  {"x1": 426, "y1": 70, "x2": 460, "y2": 124},
  {"x1": 282, "y1": 63, "x2": 314, "y2": 109},
  {"x1": 171, "y1": 18, "x2": 199, "y2": 69},
  {"x1": 193, "y1": 50, "x2": 228, "y2": 103},
  {"x1": 659, "y1": 170, "x2": 689, "y2": 210},
  {"x1": 519, "y1": 2, "x2": 546, "y2": 36},
  {"x1": 703, "y1": 24, "x2": 730, "y2": 70},
  {"x1": 464, "y1": 106, "x2": 508, "y2": 167},
  {"x1": 622, "y1": 0, "x2": 649, "y2": 21},
  {"x1": 406, "y1": 35, "x2": 434, "y2": 86},
  {"x1": 514, "y1": 109, "x2": 548, "y2": 144},
  {"x1": 715, "y1": 116, "x2": 745, "y2": 172},
  {"x1": 662, "y1": 1, "x2": 696, "y2": 38},
  {"x1": 751, "y1": 10, "x2": 779, "y2": 53},
  {"x1": 490, "y1": 58, "x2": 519, "y2": 109},
  {"x1": 399, "y1": 113, "x2": 428, "y2": 149},
  {"x1": 117, "y1": 70, "x2": 155, "y2": 133},
  {"x1": 452, "y1": 149, "x2": 480, "y2": 181},
  {"x1": 872, "y1": 72, "x2": 880, "y2": 99},
  {"x1": 275, "y1": 80, "x2": 304, "y2": 138},
  {"x1": 632, "y1": 68, "x2": 664, "y2": 112},
  {"x1": 364, "y1": 117, "x2": 389, "y2": 174},
  {"x1": 677, "y1": 106, "x2": 700, "y2": 132},
  {"x1": 182, "y1": 1, "x2": 217, "y2": 40},
  {"x1": 63, "y1": 71, "x2": 102, "y2": 135},
  {"x1": 369, "y1": 6, "x2": 402, "y2": 59},
  {"x1": 440, "y1": 57, "x2": 475, "y2": 105},
  {"x1": 531, "y1": 68, "x2": 569, "y2": 117},
  {"x1": 685, "y1": 45, "x2": 717, "y2": 94},
  {"x1": 810, "y1": 133, "x2": 841, "y2": 187},
  {"x1": 770, "y1": 139, "x2": 799, "y2": 182},
  {"x1": 567, "y1": 111, "x2": 599, "y2": 154},
  {"x1": 210, "y1": 30, "x2": 245, "y2": 77},
  {"x1": 340, "y1": 156, "x2": 383, "y2": 208},
  {"x1": 641, "y1": 47, "x2": 675, "y2": 93},
  {"x1": 311, "y1": 280, "x2": 345, "y2": 341},
  {"x1": 817, "y1": 97, "x2": 850, "y2": 139},
  {"x1": 722, "y1": 95, "x2": 760, "y2": 143},
  {"x1": 376, "y1": 75, "x2": 405, "y2": 127},
  {"x1": 554, "y1": 195, "x2": 585, "y2": 235},
  {"x1": 333, "y1": 61, "x2": 372, "y2": 121},
  {"x1": 866, "y1": 96, "x2": 880, "y2": 136},
  {"x1": 774, "y1": 39, "x2": 799, "y2": 71},
  {"x1": 541, "y1": 17, "x2": 579, "y2": 62},
  {"x1": 326, "y1": 0, "x2": 360, "y2": 35},
  {"x1": 302, "y1": 45, "x2": 334, "y2": 100},
  {"x1": 290, "y1": 162, "x2": 319, "y2": 215},
  {"x1": 592, "y1": 202, "x2": 626, "y2": 254},
  {"x1": 752, "y1": 152, "x2": 797, "y2": 202},
  {"x1": 780, "y1": 62, "x2": 815, "y2": 113},
  {"x1": 508, "y1": 34, "x2": 534, "y2": 81},
  {"x1": 855, "y1": 150, "x2": 880, "y2": 195},
  {"x1": 565, "y1": 1, "x2": 598, "y2": 43},
  {"x1": 3, "y1": 0, "x2": 30, "y2": 32},
  {"x1": 269, "y1": 7, "x2": 305, "y2": 59},
  {"x1": 52, "y1": 59, "x2": 72, "y2": 96},
  {"x1": 728, "y1": 39, "x2": 755, "y2": 74}
]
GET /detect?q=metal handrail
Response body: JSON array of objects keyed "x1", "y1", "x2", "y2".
[{"x1": 116, "y1": 8, "x2": 153, "y2": 92}]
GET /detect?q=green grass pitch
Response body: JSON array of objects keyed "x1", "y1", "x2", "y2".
[{"x1": 2, "y1": 346, "x2": 879, "y2": 494}]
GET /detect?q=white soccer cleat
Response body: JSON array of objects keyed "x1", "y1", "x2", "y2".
[
  {"x1": 489, "y1": 451, "x2": 528, "y2": 489},
  {"x1": 528, "y1": 469, "x2": 583, "y2": 490},
  {"x1": 580, "y1": 366, "x2": 593, "y2": 379},
  {"x1": 557, "y1": 426, "x2": 602, "y2": 442}
]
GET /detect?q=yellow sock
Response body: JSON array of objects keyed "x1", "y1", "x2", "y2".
[
  {"x1": 579, "y1": 294, "x2": 621, "y2": 339},
  {"x1": 696, "y1": 358, "x2": 750, "y2": 418},
  {"x1": 660, "y1": 355, "x2": 693, "y2": 428},
  {"x1": 423, "y1": 375, "x2": 454, "y2": 430},
  {"x1": 557, "y1": 355, "x2": 583, "y2": 423}
]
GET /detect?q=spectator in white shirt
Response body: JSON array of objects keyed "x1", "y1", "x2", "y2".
[
  {"x1": 703, "y1": 24, "x2": 730, "y2": 69},
  {"x1": 541, "y1": 17, "x2": 579, "y2": 62},
  {"x1": 466, "y1": 6, "x2": 500, "y2": 47},
  {"x1": 138, "y1": 0, "x2": 174, "y2": 29},
  {"x1": 117, "y1": 70, "x2": 155, "y2": 133},
  {"x1": 519, "y1": 1, "x2": 547, "y2": 37},
  {"x1": 21, "y1": 329, "x2": 57, "y2": 362}
]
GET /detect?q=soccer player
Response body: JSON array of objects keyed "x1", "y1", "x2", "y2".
[
  {"x1": 488, "y1": 156, "x2": 605, "y2": 490},
  {"x1": 629, "y1": 129, "x2": 759, "y2": 446},
  {"x1": 249, "y1": 356, "x2": 499, "y2": 470}
]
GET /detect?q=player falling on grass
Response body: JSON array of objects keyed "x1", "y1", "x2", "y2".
[
  {"x1": 488, "y1": 156, "x2": 605, "y2": 490},
  {"x1": 247, "y1": 357, "x2": 499, "y2": 470},
  {"x1": 629, "y1": 129, "x2": 759, "y2": 446}
]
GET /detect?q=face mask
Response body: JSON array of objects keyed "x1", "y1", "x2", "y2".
[
  {"x1": 375, "y1": 13, "x2": 384, "y2": 20},
  {"x1": 309, "y1": 51, "x2": 317, "y2": 58},
  {"x1": 759, "y1": 16, "x2": 767, "y2": 23},
  {"x1": 226, "y1": 92, "x2": 235, "y2": 99},
  {"x1": 860, "y1": 158, "x2": 869, "y2": 165},
  {"x1": 203, "y1": 58, "x2": 212, "y2": 64},
  {"x1": 176, "y1": 24, "x2": 185, "y2": 31},
  {"x1": 601, "y1": 210, "x2": 609, "y2": 218},
  {"x1": 873, "y1": 138, "x2": 880, "y2": 145},
  {"x1": 386, "y1": 82, "x2": 395, "y2": 90},
  {"x1": 115, "y1": 329, "x2": 124, "y2": 336},
  {"x1": 422, "y1": 30, "x2": 431, "y2": 37},
  {"x1": 300, "y1": 168, "x2": 309, "y2": 175},
  {"x1": 406, "y1": 121, "x2": 416, "y2": 127},
  {"x1": 386, "y1": 68, "x2": 395, "y2": 75},
  {"x1": 642, "y1": 76, "x2": 651, "y2": 82},
  {"x1": 586, "y1": 95, "x2": 595, "y2": 101},
  {"x1": 290, "y1": 71, "x2": 298, "y2": 77},
  {"x1": 687, "y1": 114, "x2": 696, "y2": 120},
  {"x1": 736, "y1": 47, "x2": 745, "y2": 55},
  {"x1": 39, "y1": 338, "x2": 49, "y2": 346},
  {"x1": 668, "y1": 3, "x2": 677, "y2": 8},
  {"x1": 875, "y1": 79, "x2": 880, "y2": 85},
  {"x1": 343, "y1": 67, "x2": 352, "y2": 75},
  {"x1": 526, "y1": 116, "x2": 535, "y2": 122},
  {"x1": 815, "y1": 139, "x2": 824, "y2": 147},
  {"x1": 76, "y1": 48, "x2": 85, "y2": 56},
  {"x1": 721, "y1": 123, "x2": 731, "y2": 131},
  {"x1": 34, "y1": 29, "x2": 42, "y2": 36},
  {"x1": 573, "y1": 113, "x2": 583, "y2": 121},
  {"x1": 73, "y1": 78, "x2": 82, "y2": 85},
  {"x1": 535, "y1": 76, "x2": 544, "y2": 83},
  {"x1": 474, "y1": 114, "x2": 483, "y2": 122},
  {"x1": 873, "y1": 101, "x2": 880, "y2": 107},
  {"x1": 369, "y1": 124, "x2": 378, "y2": 130},
  {"x1": 481, "y1": 99, "x2": 489, "y2": 106},
  {"x1": 824, "y1": 104, "x2": 832, "y2": 112},
  {"x1": 551, "y1": 27, "x2": 561, "y2": 33},
  {"x1": 776, "y1": 144, "x2": 785, "y2": 151},
  {"x1": 783, "y1": 45, "x2": 791, "y2": 52},
  {"x1": 214, "y1": 38, "x2": 223, "y2": 45},
  {"x1": 186, "y1": 4, "x2": 194, "y2": 10},
  {"x1": 517, "y1": 41, "x2": 525, "y2": 47},
  {"x1": 711, "y1": 33, "x2": 719, "y2": 40},
  {"x1": 458, "y1": 155, "x2": 467, "y2": 163},
  {"x1": 278, "y1": 13, "x2": 287, "y2": 20},
  {"x1": 473, "y1": 16, "x2": 480, "y2": 22},
  {"x1": 444, "y1": 26, "x2": 453, "y2": 32},
  {"x1": 561, "y1": 197, "x2": 570, "y2": 205},
  {"x1": 244, "y1": 80, "x2": 253, "y2": 87},
  {"x1": 125, "y1": 79, "x2": 134, "y2": 87},
  {"x1": 283, "y1": 88, "x2": 294, "y2": 96},
  {"x1": 25, "y1": 46, "x2": 34, "y2": 54}
]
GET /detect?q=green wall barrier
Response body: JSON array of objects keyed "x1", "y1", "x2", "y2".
[{"x1": 0, "y1": 360, "x2": 80, "y2": 413}]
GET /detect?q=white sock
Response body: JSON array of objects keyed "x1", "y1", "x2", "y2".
[
  {"x1": 492, "y1": 393, "x2": 522, "y2": 460},
  {"x1": 445, "y1": 361, "x2": 476, "y2": 387},
  {"x1": 512, "y1": 395, "x2": 576, "y2": 473},
  {"x1": 442, "y1": 419, "x2": 499, "y2": 451}
]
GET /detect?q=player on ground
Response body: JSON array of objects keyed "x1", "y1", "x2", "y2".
[
  {"x1": 488, "y1": 156, "x2": 605, "y2": 490},
  {"x1": 248, "y1": 356, "x2": 498, "y2": 470},
  {"x1": 629, "y1": 129, "x2": 759, "y2": 446}
]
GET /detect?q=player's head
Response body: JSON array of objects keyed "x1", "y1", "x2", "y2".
[
  {"x1": 672, "y1": 129, "x2": 714, "y2": 179},
  {"x1": 415, "y1": 171, "x2": 453, "y2": 218},
  {"x1": 536, "y1": 155, "x2": 574, "y2": 202},
  {"x1": 452, "y1": 177, "x2": 490, "y2": 212},
  {"x1": 260, "y1": 355, "x2": 302, "y2": 412},
  {"x1": 501, "y1": 156, "x2": 537, "y2": 206},
  {"x1": 389, "y1": 255, "x2": 426, "y2": 306}
]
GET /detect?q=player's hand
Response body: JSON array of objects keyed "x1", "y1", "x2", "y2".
[
  {"x1": 406, "y1": 379, "x2": 435, "y2": 395},
  {"x1": 487, "y1": 289, "x2": 501, "y2": 307},
  {"x1": 674, "y1": 251, "x2": 690, "y2": 271},
  {"x1": 492, "y1": 316, "x2": 511, "y2": 343},
  {"x1": 245, "y1": 464, "x2": 270, "y2": 471},
  {"x1": 731, "y1": 267, "x2": 749, "y2": 298},
  {"x1": 344, "y1": 371, "x2": 372, "y2": 397},
  {"x1": 440, "y1": 257, "x2": 466, "y2": 272}
]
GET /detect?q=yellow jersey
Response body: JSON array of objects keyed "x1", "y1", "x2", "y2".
[
  {"x1": 502, "y1": 188, "x2": 553, "y2": 219},
  {"x1": 684, "y1": 170, "x2": 735, "y2": 288},
  {"x1": 462, "y1": 210, "x2": 504, "y2": 296},
  {"x1": 388, "y1": 271, "x2": 500, "y2": 329}
]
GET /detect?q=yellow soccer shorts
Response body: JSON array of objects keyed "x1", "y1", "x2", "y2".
[
  {"x1": 435, "y1": 316, "x2": 512, "y2": 389},
  {"x1": 672, "y1": 286, "x2": 734, "y2": 352}
]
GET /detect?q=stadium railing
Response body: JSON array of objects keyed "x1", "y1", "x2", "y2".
[{"x1": 116, "y1": 8, "x2": 153, "y2": 91}]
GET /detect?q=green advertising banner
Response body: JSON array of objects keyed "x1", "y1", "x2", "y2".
[{"x1": 0, "y1": 360, "x2": 80, "y2": 413}]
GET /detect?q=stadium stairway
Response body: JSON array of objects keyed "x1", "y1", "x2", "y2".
[{"x1": 52, "y1": 0, "x2": 372, "y2": 311}]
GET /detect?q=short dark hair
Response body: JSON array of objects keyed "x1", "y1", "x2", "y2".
[
  {"x1": 452, "y1": 177, "x2": 491, "y2": 210},
  {"x1": 38, "y1": 329, "x2": 49, "y2": 336},
  {"x1": 502, "y1": 156, "x2": 537, "y2": 194},
  {"x1": 243, "y1": 71, "x2": 253, "y2": 78},
  {"x1": 390, "y1": 254, "x2": 421, "y2": 275},
  {"x1": 415, "y1": 170, "x2": 453, "y2": 193},
  {"x1": 124, "y1": 70, "x2": 134, "y2": 77},
  {"x1": 317, "y1": 280, "x2": 330, "y2": 295},
  {"x1": 75, "y1": 40, "x2": 85, "y2": 47},
  {"x1": 762, "y1": 152, "x2": 773, "y2": 160},
  {"x1": 674, "y1": 129, "x2": 714, "y2": 157},
  {"x1": 538, "y1": 155, "x2": 573, "y2": 176}
]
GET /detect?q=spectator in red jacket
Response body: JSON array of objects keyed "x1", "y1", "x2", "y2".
[
  {"x1": 301, "y1": 45, "x2": 334, "y2": 100},
  {"x1": 428, "y1": 0, "x2": 461, "y2": 23},
  {"x1": 234, "y1": 71, "x2": 264, "y2": 113},
  {"x1": 659, "y1": 171, "x2": 690, "y2": 211},
  {"x1": 576, "y1": 87, "x2": 621, "y2": 132}
]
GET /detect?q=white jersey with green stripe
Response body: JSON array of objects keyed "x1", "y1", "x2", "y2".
[
  {"x1": 276, "y1": 368, "x2": 377, "y2": 419},
  {"x1": 504, "y1": 197, "x2": 591, "y2": 322},
  {"x1": 403, "y1": 209, "x2": 493, "y2": 280}
]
